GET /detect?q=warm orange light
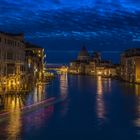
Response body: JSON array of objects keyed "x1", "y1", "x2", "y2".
[{"x1": 98, "y1": 71, "x2": 102, "y2": 75}]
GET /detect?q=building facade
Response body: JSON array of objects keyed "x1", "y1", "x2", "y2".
[
  {"x1": 69, "y1": 46, "x2": 117, "y2": 77},
  {"x1": 0, "y1": 32, "x2": 47, "y2": 93},
  {"x1": 25, "y1": 43, "x2": 46, "y2": 87},
  {"x1": 0, "y1": 32, "x2": 26, "y2": 92},
  {"x1": 121, "y1": 48, "x2": 140, "y2": 83}
]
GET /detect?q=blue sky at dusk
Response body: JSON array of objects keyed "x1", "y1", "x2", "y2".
[{"x1": 0, "y1": 0, "x2": 140, "y2": 63}]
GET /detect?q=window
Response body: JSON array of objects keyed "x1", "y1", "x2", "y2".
[
  {"x1": 5, "y1": 39, "x2": 7, "y2": 44},
  {"x1": 7, "y1": 51, "x2": 14, "y2": 60},
  {"x1": 7, "y1": 64, "x2": 15, "y2": 75}
]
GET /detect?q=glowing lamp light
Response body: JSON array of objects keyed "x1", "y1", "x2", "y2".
[
  {"x1": 98, "y1": 71, "x2": 102, "y2": 75},
  {"x1": 3, "y1": 81, "x2": 6, "y2": 85},
  {"x1": 104, "y1": 71, "x2": 107, "y2": 75}
]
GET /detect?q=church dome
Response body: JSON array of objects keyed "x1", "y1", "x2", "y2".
[{"x1": 77, "y1": 46, "x2": 90, "y2": 61}]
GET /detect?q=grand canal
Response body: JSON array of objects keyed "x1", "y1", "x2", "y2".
[{"x1": 0, "y1": 74, "x2": 140, "y2": 140}]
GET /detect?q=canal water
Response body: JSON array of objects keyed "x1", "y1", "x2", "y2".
[{"x1": 0, "y1": 74, "x2": 140, "y2": 140}]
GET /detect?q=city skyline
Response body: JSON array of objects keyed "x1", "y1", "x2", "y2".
[{"x1": 1, "y1": 1, "x2": 140, "y2": 139}]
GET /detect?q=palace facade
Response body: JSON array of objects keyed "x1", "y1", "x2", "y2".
[
  {"x1": 25, "y1": 43, "x2": 46, "y2": 88},
  {"x1": 0, "y1": 32, "x2": 26, "y2": 92},
  {"x1": 120, "y1": 48, "x2": 140, "y2": 83},
  {"x1": 0, "y1": 32, "x2": 47, "y2": 93}
]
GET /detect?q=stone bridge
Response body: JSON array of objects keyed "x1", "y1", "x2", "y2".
[{"x1": 46, "y1": 63, "x2": 68, "y2": 74}]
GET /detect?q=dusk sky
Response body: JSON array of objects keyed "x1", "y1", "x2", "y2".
[{"x1": 0, "y1": 0, "x2": 140, "y2": 63}]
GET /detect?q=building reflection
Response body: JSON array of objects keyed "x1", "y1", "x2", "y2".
[
  {"x1": 4, "y1": 96, "x2": 22, "y2": 140},
  {"x1": 59, "y1": 74, "x2": 69, "y2": 117},
  {"x1": 60, "y1": 74, "x2": 68, "y2": 98},
  {"x1": 134, "y1": 84, "x2": 140, "y2": 128},
  {"x1": 108, "y1": 78, "x2": 112, "y2": 92},
  {"x1": 33, "y1": 84, "x2": 46, "y2": 103},
  {"x1": 25, "y1": 84, "x2": 46, "y2": 106},
  {"x1": 0, "y1": 83, "x2": 47, "y2": 139},
  {"x1": 96, "y1": 76, "x2": 106, "y2": 120},
  {"x1": 135, "y1": 84, "x2": 140, "y2": 96}
]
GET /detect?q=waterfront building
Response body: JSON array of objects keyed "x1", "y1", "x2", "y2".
[
  {"x1": 25, "y1": 43, "x2": 46, "y2": 87},
  {"x1": 69, "y1": 46, "x2": 96, "y2": 75},
  {"x1": 120, "y1": 48, "x2": 140, "y2": 83},
  {"x1": 0, "y1": 32, "x2": 26, "y2": 92},
  {"x1": 77, "y1": 46, "x2": 90, "y2": 61},
  {"x1": 0, "y1": 32, "x2": 47, "y2": 93},
  {"x1": 95, "y1": 60, "x2": 117, "y2": 77},
  {"x1": 69, "y1": 46, "x2": 117, "y2": 77}
]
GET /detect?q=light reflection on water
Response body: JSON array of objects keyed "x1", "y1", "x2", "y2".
[
  {"x1": 0, "y1": 75, "x2": 140, "y2": 139},
  {"x1": 2, "y1": 84, "x2": 46, "y2": 112},
  {"x1": 6, "y1": 97, "x2": 22, "y2": 140},
  {"x1": 60, "y1": 74, "x2": 68, "y2": 98},
  {"x1": 33, "y1": 84, "x2": 46, "y2": 103},
  {"x1": 134, "y1": 85, "x2": 140, "y2": 129},
  {"x1": 0, "y1": 84, "x2": 50, "y2": 140},
  {"x1": 23, "y1": 105, "x2": 54, "y2": 131},
  {"x1": 96, "y1": 76, "x2": 106, "y2": 121},
  {"x1": 59, "y1": 74, "x2": 69, "y2": 117}
]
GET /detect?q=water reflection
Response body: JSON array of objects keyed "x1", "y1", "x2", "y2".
[
  {"x1": 60, "y1": 74, "x2": 68, "y2": 98},
  {"x1": 33, "y1": 84, "x2": 46, "y2": 103},
  {"x1": 1, "y1": 75, "x2": 140, "y2": 139},
  {"x1": 5, "y1": 96, "x2": 22, "y2": 140},
  {"x1": 96, "y1": 76, "x2": 106, "y2": 120},
  {"x1": 0, "y1": 84, "x2": 48, "y2": 139},
  {"x1": 135, "y1": 85, "x2": 140, "y2": 96},
  {"x1": 26, "y1": 84, "x2": 46, "y2": 106},
  {"x1": 23, "y1": 106, "x2": 54, "y2": 131},
  {"x1": 108, "y1": 78, "x2": 112, "y2": 93},
  {"x1": 4, "y1": 95, "x2": 24, "y2": 111},
  {"x1": 134, "y1": 84, "x2": 140, "y2": 129},
  {"x1": 59, "y1": 74, "x2": 68, "y2": 117}
]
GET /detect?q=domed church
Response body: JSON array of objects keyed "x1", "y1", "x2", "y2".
[
  {"x1": 77, "y1": 46, "x2": 90, "y2": 61},
  {"x1": 69, "y1": 46, "x2": 118, "y2": 77}
]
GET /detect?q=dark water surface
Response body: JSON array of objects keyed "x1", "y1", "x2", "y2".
[{"x1": 0, "y1": 75, "x2": 140, "y2": 140}]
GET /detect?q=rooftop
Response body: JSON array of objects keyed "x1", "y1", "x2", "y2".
[
  {"x1": 25, "y1": 42, "x2": 43, "y2": 49},
  {"x1": 123, "y1": 48, "x2": 140, "y2": 57},
  {"x1": 0, "y1": 31, "x2": 24, "y2": 37},
  {"x1": 77, "y1": 46, "x2": 90, "y2": 61}
]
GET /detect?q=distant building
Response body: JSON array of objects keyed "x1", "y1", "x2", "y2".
[
  {"x1": 0, "y1": 32, "x2": 26, "y2": 92},
  {"x1": 69, "y1": 46, "x2": 117, "y2": 77},
  {"x1": 25, "y1": 43, "x2": 46, "y2": 87},
  {"x1": 95, "y1": 60, "x2": 117, "y2": 77},
  {"x1": 120, "y1": 48, "x2": 140, "y2": 83},
  {"x1": 69, "y1": 46, "x2": 96, "y2": 75},
  {"x1": 77, "y1": 46, "x2": 90, "y2": 61}
]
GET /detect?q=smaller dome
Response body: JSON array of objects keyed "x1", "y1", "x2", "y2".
[{"x1": 77, "y1": 46, "x2": 90, "y2": 61}]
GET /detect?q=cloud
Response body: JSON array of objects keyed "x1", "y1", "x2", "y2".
[{"x1": 0, "y1": 0, "x2": 140, "y2": 51}]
